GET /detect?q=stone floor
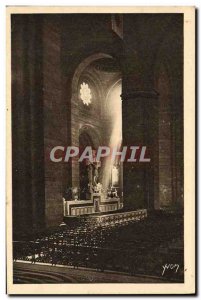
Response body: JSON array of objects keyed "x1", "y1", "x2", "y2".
[{"x1": 13, "y1": 261, "x2": 167, "y2": 284}]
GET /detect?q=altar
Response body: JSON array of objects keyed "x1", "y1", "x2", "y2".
[
  {"x1": 63, "y1": 151, "x2": 123, "y2": 217},
  {"x1": 63, "y1": 194, "x2": 122, "y2": 217}
]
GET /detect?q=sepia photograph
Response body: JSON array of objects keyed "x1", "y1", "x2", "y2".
[{"x1": 6, "y1": 6, "x2": 195, "y2": 295}]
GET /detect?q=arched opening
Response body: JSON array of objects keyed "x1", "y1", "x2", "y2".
[{"x1": 70, "y1": 53, "x2": 123, "y2": 209}]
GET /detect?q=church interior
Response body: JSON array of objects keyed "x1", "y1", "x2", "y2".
[{"x1": 11, "y1": 13, "x2": 184, "y2": 283}]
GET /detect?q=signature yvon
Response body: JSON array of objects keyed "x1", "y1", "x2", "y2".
[{"x1": 162, "y1": 264, "x2": 180, "y2": 276}]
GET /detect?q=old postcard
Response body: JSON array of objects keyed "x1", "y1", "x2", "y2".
[{"x1": 6, "y1": 6, "x2": 195, "y2": 295}]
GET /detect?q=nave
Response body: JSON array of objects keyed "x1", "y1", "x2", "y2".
[{"x1": 13, "y1": 211, "x2": 184, "y2": 283}]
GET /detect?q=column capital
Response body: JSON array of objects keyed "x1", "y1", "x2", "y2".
[{"x1": 121, "y1": 89, "x2": 159, "y2": 101}]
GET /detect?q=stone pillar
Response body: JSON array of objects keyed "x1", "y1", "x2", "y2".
[
  {"x1": 121, "y1": 89, "x2": 159, "y2": 210},
  {"x1": 12, "y1": 15, "x2": 46, "y2": 236}
]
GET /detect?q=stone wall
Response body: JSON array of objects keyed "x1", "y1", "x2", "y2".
[{"x1": 42, "y1": 16, "x2": 69, "y2": 227}]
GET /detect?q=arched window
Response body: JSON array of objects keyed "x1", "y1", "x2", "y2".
[{"x1": 80, "y1": 82, "x2": 92, "y2": 106}]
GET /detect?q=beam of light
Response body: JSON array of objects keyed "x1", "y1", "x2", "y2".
[{"x1": 102, "y1": 80, "x2": 122, "y2": 192}]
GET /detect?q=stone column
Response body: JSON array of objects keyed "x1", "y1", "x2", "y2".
[{"x1": 121, "y1": 89, "x2": 159, "y2": 210}]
